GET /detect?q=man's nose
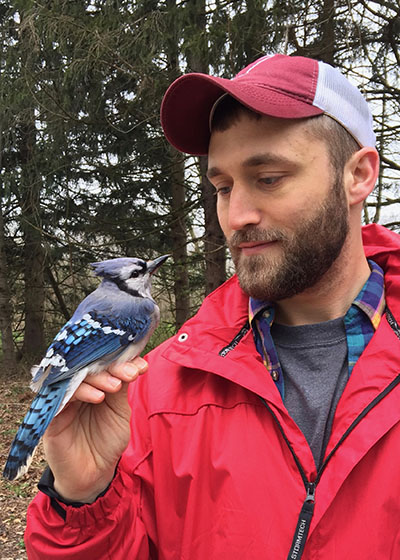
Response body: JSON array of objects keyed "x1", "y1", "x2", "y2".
[{"x1": 228, "y1": 186, "x2": 261, "y2": 231}]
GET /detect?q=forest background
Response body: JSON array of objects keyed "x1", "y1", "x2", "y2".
[{"x1": 0, "y1": 0, "x2": 399, "y2": 374}]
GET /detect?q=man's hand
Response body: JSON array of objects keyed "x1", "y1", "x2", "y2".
[{"x1": 43, "y1": 357, "x2": 148, "y2": 504}]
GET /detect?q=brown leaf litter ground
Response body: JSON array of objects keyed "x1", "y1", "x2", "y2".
[{"x1": 0, "y1": 375, "x2": 46, "y2": 560}]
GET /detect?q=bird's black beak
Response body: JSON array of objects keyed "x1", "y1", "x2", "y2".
[{"x1": 147, "y1": 254, "x2": 170, "y2": 275}]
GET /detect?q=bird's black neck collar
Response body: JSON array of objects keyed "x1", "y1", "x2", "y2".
[{"x1": 103, "y1": 276, "x2": 143, "y2": 298}]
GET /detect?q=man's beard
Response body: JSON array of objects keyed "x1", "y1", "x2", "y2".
[{"x1": 227, "y1": 176, "x2": 349, "y2": 302}]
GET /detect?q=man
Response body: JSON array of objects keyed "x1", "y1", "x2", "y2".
[{"x1": 25, "y1": 54, "x2": 400, "y2": 559}]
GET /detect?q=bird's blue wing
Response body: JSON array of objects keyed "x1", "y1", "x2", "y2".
[{"x1": 33, "y1": 310, "x2": 152, "y2": 387}]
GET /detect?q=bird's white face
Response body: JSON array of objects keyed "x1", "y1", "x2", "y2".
[{"x1": 119, "y1": 261, "x2": 153, "y2": 299}]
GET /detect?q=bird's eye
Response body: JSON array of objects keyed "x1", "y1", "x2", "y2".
[{"x1": 130, "y1": 271, "x2": 139, "y2": 278}]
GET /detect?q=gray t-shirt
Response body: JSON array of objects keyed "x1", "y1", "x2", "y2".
[{"x1": 271, "y1": 317, "x2": 348, "y2": 469}]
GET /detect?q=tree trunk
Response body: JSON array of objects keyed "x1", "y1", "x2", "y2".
[
  {"x1": 0, "y1": 113, "x2": 16, "y2": 373},
  {"x1": 170, "y1": 147, "x2": 190, "y2": 329},
  {"x1": 20, "y1": 116, "x2": 46, "y2": 361},
  {"x1": 319, "y1": 0, "x2": 335, "y2": 64},
  {"x1": 46, "y1": 265, "x2": 70, "y2": 322},
  {"x1": 198, "y1": 156, "x2": 226, "y2": 295},
  {"x1": 186, "y1": 0, "x2": 226, "y2": 294},
  {"x1": 165, "y1": 0, "x2": 190, "y2": 328},
  {"x1": 0, "y1": 198, "x2": 17, "y2": 374}
]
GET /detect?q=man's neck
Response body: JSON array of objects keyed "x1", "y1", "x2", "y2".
[{"x1": 274, "y1": 241, "x2": 371, "y2": 326}]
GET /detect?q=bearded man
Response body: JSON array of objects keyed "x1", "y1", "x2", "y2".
[{"x1": 26, "y1": 55, "x2": 400, "y2": 560}]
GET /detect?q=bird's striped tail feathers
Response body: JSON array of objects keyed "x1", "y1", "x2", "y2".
[{"x1": 3, "y1": 378, "x2": 70, "y2": 480}]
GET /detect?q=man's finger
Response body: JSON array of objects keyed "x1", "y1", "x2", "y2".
[
  {"x1": 70, "y1": 381, "x2": 106, "y2": 404},
  {"x1": 108, "y1": 357, "x2": 149, "y2": 380}
]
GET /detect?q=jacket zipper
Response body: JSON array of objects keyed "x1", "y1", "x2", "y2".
[{"x1": 259, "y1": 372, "x2": 400, "y2": 560}]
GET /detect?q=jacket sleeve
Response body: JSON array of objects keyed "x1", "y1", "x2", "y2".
[{"x1": 24, "y1": 373, "x2": 156, "y2": 560}]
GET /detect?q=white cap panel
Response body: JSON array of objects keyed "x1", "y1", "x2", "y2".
[{"x1": 314, "y1": 61, "x2": 376, "y2": 147}]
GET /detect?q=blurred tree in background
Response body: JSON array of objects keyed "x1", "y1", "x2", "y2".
[{"x1": 0, "y1": 0, "x2": 398, "y2": 372}]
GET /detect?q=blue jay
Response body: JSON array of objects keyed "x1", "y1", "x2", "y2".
[{"x1": 3, "y1": 254, "x2": 169, "y2": 481}]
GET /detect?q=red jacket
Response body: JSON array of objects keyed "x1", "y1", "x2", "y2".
[{"x1": 26, "y1": 224, "x2": 400, "y2": 559}]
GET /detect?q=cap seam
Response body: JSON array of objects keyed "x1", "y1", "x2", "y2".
[
  {"x1": 238, "y1": 54, "x2": 273, "y2": 76},
  {"x1": 322, "y1": 112, "x2": 363, "y2": 147},
  {"x1": 311, "y1": 63, "x2": 319, "y2": 101}
]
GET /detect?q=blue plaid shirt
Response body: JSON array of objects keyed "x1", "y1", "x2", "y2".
[{"x1": 249, "y1": 260, "x2": 385, "y2": 400}]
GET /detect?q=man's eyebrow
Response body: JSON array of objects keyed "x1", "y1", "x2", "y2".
[
  {"x1": 207, "y1": 153, "x2": 296, "y2": 179},
  {"x1": 206, "y1": 166, "x2": 223, "y2": 180},
  {"x1": 242, "y1": 153, "x2": 296, "y2": 168}
]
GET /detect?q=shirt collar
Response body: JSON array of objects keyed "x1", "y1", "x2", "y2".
[
  {"x1": 249, "y1": 297, "x2": 274, "y2": 326},
  {"x1": 351, "y1": 259, "x2": 385, "y2": 330}
]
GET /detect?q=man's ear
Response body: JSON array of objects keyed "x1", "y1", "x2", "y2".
[{"x1": 344, "y1": 147, "x2": 380, "y2": 207}]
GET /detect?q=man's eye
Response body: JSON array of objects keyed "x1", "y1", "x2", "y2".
[
  {"x1": 260, "y1": 176, "x2": 280, "y2": 185},
  {"x1": 215, "y1": 186, "x2": 232, "y2": 196}
]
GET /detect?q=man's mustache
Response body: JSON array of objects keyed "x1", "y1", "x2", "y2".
[{"x1": 228, "y1": 228, "x2": 287, "y2": 249}]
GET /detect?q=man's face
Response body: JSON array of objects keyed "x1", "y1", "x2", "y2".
[{"x1": 207, "y1": 113, "x2": 350, "y2": 302}]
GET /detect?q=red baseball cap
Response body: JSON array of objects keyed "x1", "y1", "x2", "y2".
[{"x1": 160, "y1": 54, "x2": 376, "y2": 155}]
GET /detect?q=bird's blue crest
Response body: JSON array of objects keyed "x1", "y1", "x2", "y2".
[{"x1": 91, "y1": 257, "x2": 146, "y2": 279}]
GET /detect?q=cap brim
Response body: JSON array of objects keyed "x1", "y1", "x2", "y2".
[{"x1": 160, "y1": 73, "x2": 323, "y2": 156}]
